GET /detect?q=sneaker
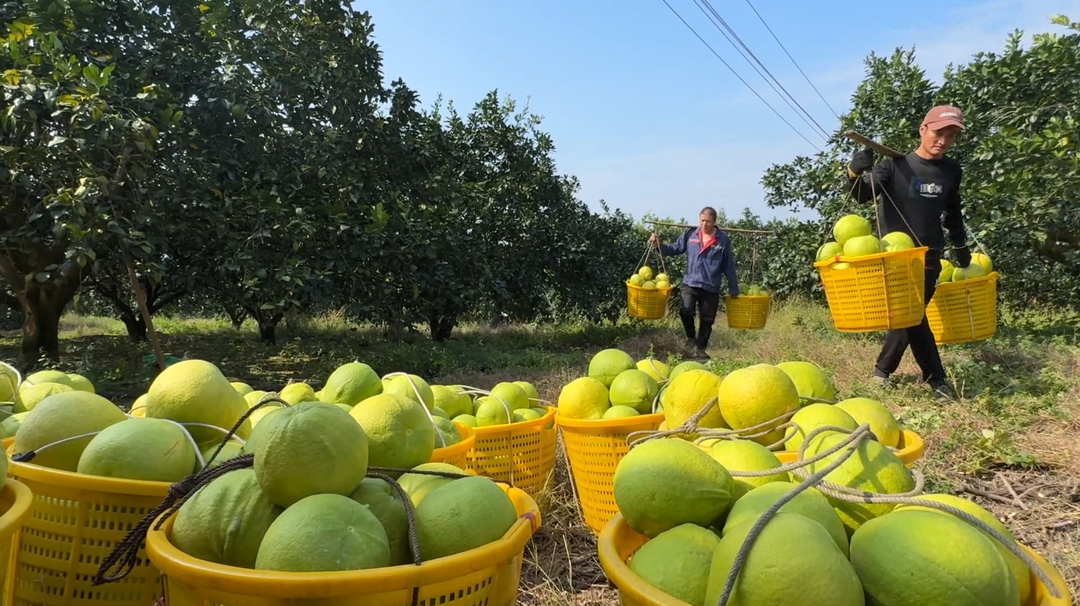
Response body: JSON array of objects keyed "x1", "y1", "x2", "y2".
[
  {"x1": 930, "y1": 380, "x2": 957, "y2": 401},
  {"x1": 871, "y1": 369, "x2": 892, "y2": 389}
]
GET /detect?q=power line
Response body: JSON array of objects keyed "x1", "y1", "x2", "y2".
[
  {"x1": 659, "y1": 0, "x2": 821, "y2": 151},
  {"x1": 696, "y1": 0, "x2": 833, "y2": 140},
  {"x1": 692, "y1": 0, "x2": 829, "y2": 142},
  {"x1": 742, "y1": 0, "x2": 840, "y2": 120}
]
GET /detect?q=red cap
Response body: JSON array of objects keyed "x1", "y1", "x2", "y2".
[{"x1": 922, "y1": 105, "x2": 965, "y2": 130}]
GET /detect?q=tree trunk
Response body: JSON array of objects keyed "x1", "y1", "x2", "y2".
[
  {"x1": 120, "y1": 309, "x2": 148, "y2": 341},
  {"x1": 244, "y1": 306, "x2": 283, "y2": 344},
  {"x1": 19, "y1": 287, "x2": 68, "y2": 365},
  {"x1": 224, "y1": 305, "x2": 247, "y2": 329},
  {"x1": 429, "y1": 313, "x2": 457, "y2": 342}
]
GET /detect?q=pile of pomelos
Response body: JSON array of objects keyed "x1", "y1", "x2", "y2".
[{"x1": 627, "y1": 265, "x2": 672, "y2": 291}]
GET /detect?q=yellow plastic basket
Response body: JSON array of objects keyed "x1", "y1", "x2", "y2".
[
  {"x1": 465, "y1": 407, "x2": 557, "y2": 496},
  {"x1": 724, "y1": 294, "x2": 771, "y2": 329},
  {"x1": 556, "y1": 412, "x2": 665, "y2": 535},
  {"x1": 627, "y1": 282, "x2": 675, "y2": 321},
  {"x1": 3, "y1": 437, "x2": 169, "y2": 606},
  {"x1": 926, "y1": 271, "x2": 999, "y2": 345},
  {"x1": 144, "y1": 483, "x2": 541, "y2": 606},
  {"x1": 0, "y1": 479, "x2": 34, "y2": 600},
  {"x1": 598, "y1": 512, "x2": 1071, "y2": 606},
  {"x1": 813, "y1": 247, "x2": 928, "y2": 332},
  {"x1": 773, "y1": 429, "x2": 925, "y2": 467},
  {"x1": 429, "y1": 422, "x2": 476, "y2": 469}
]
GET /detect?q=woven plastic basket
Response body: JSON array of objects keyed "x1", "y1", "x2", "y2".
[
  {"x1": 724, "y1": 294, "x2": 770, "y2": 329},
  {"x1": 465, "y1": 407, "x2": 557, "y2": 496},
  {"x1": 814, "y1": 247, "x2": 928, "y2": 332},
  {"x1": 144, "y1": 484, "x2": 541, "y2": 606},
  {"x1": 598, "y1": 512, "x2": 1071, "y2": 606},
  {"x1": 3, "y1": 437, "x2": 169, "y2": 606},
  {"x1": 429, "y1": 422, "x2": 476, "y2": 469},
  {"x1": 926, "y1": 271, "x2": 999, "y2": 344},
  {"x1": 556, "y1": 412, "x2": 665, "y2": 535},
  {"x1": 627, "y1": 282, "x2": 675, "y2": 321},
  {"x1": 0, "y1": 479, "x2": 34, "y2": 600}
]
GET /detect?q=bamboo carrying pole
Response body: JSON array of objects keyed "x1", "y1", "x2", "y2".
[{"x1": 645, "y1": 219, "x2": 774, "y2": 235}]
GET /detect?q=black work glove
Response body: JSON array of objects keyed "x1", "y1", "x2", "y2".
[
  {"x1": 849, "y1": 147, "x2": 874, "y2": 176},
  {"x1": 953, "y1": 245, "x2": 971, "y2": 269}
]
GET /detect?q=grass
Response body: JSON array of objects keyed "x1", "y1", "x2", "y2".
[{"x1": 2, "y1": 298, "x2": 1078, "y2": 603}]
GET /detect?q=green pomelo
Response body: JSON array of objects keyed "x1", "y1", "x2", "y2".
[
  {"x1": 635, "y1": 358, "x2": 671, "y2": 382},
  {"x1": 721, "y1": 481, "x2": 849, "y2": 556},
  {"x1": 971, "y1": 252, "x2": 993, "y2": 273},
  {"x1": 705, "y1": 513, "x2": 864, "y2": 606},
  {"x1": 718, "y1": 364, "x2": 800, "y2": 446},
  {"x1": 77, "y1": 418, "x2": 197, "y2": 482},
  {"x1": 614, "y1": 439, "x2": 734, "y2": 537},
  {"x1": 834, "y1": 398, "x2": 901, "y2": 447},
  {"x1": 431, "y1": 385, "x2": 472, "y2": 419},
  {"x1": 432, "y1": 416, "x2": 462, "y2": 447},
  {"x1": 804, "y1": 432, "x2": 916, "y2": 533},
  {"x1": 557, "y1": 377, "x2": 610, "y2": 420},
  {"x1": 513, "y1": 381, "x2": 541, "y2": 405},
  {"x1": 334, "y1": 403, "x2": 353, "y2": 413},
  {"x1": 0, "y1": 370, "x2": 14, "y2": 404},
  {"x1": 66, "y1": 373, "x2": 95, "y2": 394},
  {"x1": 609, "y1": 369, "x2": 660, "y2": 415},
  {"x1": 247, "y1": 401, "x2": 286, "y2": 427},
  {"x1": 833, "y1": 214, "x2": 872, "y2": 246},
  {"x1": 350, "y1": 478, "x2": 411, "y2": 566},
  {"x1": 431, "y1": 407, "x2": 449, "y2": 419},
  {"x1": 784, "y1": 404, "x2": 858, "y2": 452},
  {"x1": 452, "y1": 414, "x2": 478, "y2": 427},
  {"x1": 322, "y1": 361, "x2": 382, "y2": 405},
  {"x1": 382, "y1": 374, "x2": 435, "y2": 411},
  {"x1": 15, "y1": 391, "x2": 127, "y2": 471},
  {"x1": 230, "y1": 382, "x2": 254, "y2": 395},
  {"x1": 775, "y1": 361, "x2": 836, "y2": 402},
  {"x1": 602, "y1": 405, "x2": 640, "y2": 419},
  {"x1": 171, "y1": 469, "x2": 281, "y2": 568},
  {"x1": 629, "y1": 523, "x2": 720, "y2": 606},
  {"x1": 279, "y1": 382, "x2": 316, "y2": 405},
  {"x1": 2, "y1": 411, "x2": 28, "y2": 437},
  {"x1": 415, "y1": 476, "x2": 517, "y2": 560},
  {"x1": 843, "y1": 234, "x2": 882, "y2": 257},
  {"x1": 708, "y1": 440, "x2": 788, "y2": 500},
  {"x1": 254, "y1": 402, "x2": 369, "y2": 507},
  {"x1": 668, "y1": 361, "x2": 706, "y2": 382},
  {"x1": 850, "y1": 510, "x2": 1019, "y2": 606},
  {"x1": 146, "y1": 359, "x2": 246, "y2": 444},
  {"x1": 255, "y1": 494, "x2": 390, "y2": 572},
  {"x1": 397, "y1": 462, "x2": 466, "y2": 507},
  {"x1": 350, "y1": 393, "x2": 435, "y2": 469},
  {"x1": 513, "y1": 408, "x2": 544, "y2": 423},
  {"x1": 952, "y1": 263, "x2": 989, "y2": 281},
  {"x1": 881, "y1": 231, "x2": 915, "y2": 252},
  {"x1": 474, "y1": 395, "x2": 511, "y2": 426},
  {"x1": 23, "y1": 370, "x2": 73, "y2": 388},
  {"x1": 939, "y1": 259, "x2": 955, "y2": 283},
  {"x1": 816, "y1": 241, "x2": 842, "y2": 262},
  {"x1": 14, "y1": 382, "x2": 74, "y2": 413},
  {"x1": 588, "y1": 348, "x2": 636, "y2": 387},
  {"x1": 894, "y1": 494, "x2": 1031, "y2": 603},
  {"x1": 201, "y1": 440, "x2": 245, "y2": 469},
  {"x1": 490, "y1": 382, "x2": 529, "y2": 411},
  {"x1": 664, "y1": 369, "x2": 726, "y2": 431},
  {"x1": 244, "y1": 390, "x2": 267, "y2": 408},
  {"x1": 529, "y1": 407, "x2": 553, "y2": 428}
]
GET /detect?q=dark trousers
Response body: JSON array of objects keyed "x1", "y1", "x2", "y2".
[
  {"x1": 875, "y1": 256, "x2": 945, "y2": 382},
  {"x1": 680, "y1": 287, "x2": 720, "y2": 350}
]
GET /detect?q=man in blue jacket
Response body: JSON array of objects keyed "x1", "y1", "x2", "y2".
[{"x1": 649, "y1": 207, "x2": 739, "y2": 358}]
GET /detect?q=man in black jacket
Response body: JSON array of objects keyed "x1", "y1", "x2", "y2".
[{"x1": 845, "y1": 105, "x2": 972, "y2": 400}]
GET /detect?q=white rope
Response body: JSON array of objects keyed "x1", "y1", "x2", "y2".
[{"x1": 383, "y1": 372, "x2": 446, "y2": 448}]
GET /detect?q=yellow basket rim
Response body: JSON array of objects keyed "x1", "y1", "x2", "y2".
[
  {"x1": 723, "y1": 294, "x2": 771, "y2": 301},
  {"x1": 3, "y1": 436, "x2": 171, "y2": 496},
  {"x1": 145, "y1": 483, "x2": 540, "y2": 598},
  {"x1": 0, "y1": 477, "x2": 34, "y2": 538},
  {"x1": 812, "y1": 245, "x2": 929, "y2": 269},
  {"x1": 625, "y1": 281, "x2": 675, "y2": 294},
  {"x1": 933, "y1": 270, "x2": 1000, "y2": 292},
  {"x1": 471, "y1": 405, "x2": 556, "y2": 437},
  {"x1": 555, "y1": 411, "x2": 664, "y2": 430},
  {"x1": 773, "y1": 429, "x2": 925, "y2": 466},
  {"x1": 597, "y1": 512, "x2": 1071, "y2": 606},
  {"x1": 430, "y1": 422, "x2": 476, "y2": 459}
]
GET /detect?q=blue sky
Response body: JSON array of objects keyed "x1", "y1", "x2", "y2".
[{"x1": 360, "y1": 0, "x2": 1076, "y2": 223}]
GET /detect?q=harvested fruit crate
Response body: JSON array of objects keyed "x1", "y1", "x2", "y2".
[
  {"x1": 556, "y1": 412, "x2": 665, "y2": 535},
  {"x1": 813, "y1": 247, "x2": 928, "y2": 332},
  {"x1": 465, "y1": 406, "x2": 558, "y2": 497},
  {"x1": 143, "y1": 484, "x2": 541, "y2": 606},
  {"x1": 0, "y1": 478, "x2": 34, "y2": 600},
  {"x1": 627, "y1": 282, "x2": 675, "y2": 321},
  {"x1": 926, "y1": 271, "x2": 999, "y2": 344},
  {"x1": 430, "y1": 422, "x2": 476, "y2": 469},
  {"x1": 724, "y1": 294, "x2": 770, "y2": 330}
]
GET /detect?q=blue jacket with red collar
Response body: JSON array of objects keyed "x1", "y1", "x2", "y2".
[{"x1": 659, "y1": 228, "x2": 739, "y2": 296}]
